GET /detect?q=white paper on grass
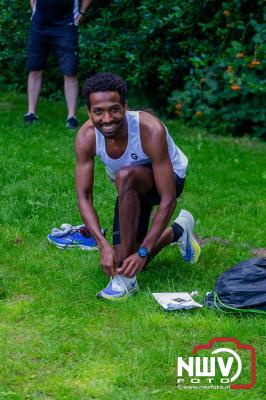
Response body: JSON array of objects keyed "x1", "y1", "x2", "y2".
[{"x1": 152, "y1": 292, "x2": 203, "y2": 310}]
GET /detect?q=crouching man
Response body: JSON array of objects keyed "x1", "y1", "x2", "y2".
[{"x1": 75, "y1": 72, "x2": 201, "y2": 300}]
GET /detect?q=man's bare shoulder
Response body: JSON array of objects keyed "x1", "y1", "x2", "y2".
[
  {"x1": 75, "y1": 120, "x2": 96, "y2": 157},
  {"x1": 139, "y1": 111, "x2": 167, "y2": 155},
  {"x1": 139, "y1": 111, "x2": 165, "y2": 138},
  {"x1": 76, "y1": 120, "x2": 95, "y2": 144}
]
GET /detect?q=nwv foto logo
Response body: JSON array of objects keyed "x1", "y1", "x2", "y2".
[{"x1": 177, "y1": 338, "x2": 256, "y2": 390}]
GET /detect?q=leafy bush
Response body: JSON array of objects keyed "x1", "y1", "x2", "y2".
[
  {"x1": 0, "y1": 0, "x2": 30, "y2": 92},
  {"x1": 168, "y1": 1, "x2": 266, "y2": 138},
  {"x1": 0, "y1": 0, "x2": 265, "y2": 137}
]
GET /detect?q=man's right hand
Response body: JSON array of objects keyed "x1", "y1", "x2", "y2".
[
  {"x1": 74, "y1": 14, "x2": 84, "y2": 26},
  {"x1": 100, "y1": 244, "x2": 116, "y2": 276}
]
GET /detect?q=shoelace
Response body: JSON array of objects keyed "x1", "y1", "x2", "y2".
[
  {"x1": 111, "y1": 275, "x2": 129, "y2": 294},
  {"x1": 51, "y1": 224, "x2": 84, "y2": 237},
  {"x1": 51, "y1": 224, "x2": 105, "y2": 240}
]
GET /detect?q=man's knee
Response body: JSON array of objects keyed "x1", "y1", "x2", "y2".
[
  {"x1": 64, "y1": 75, "x2": 78, "y2": 81},
  {"x1": 29, "y1": 70, "x2": 43, "y2": 78},
  {"x1": 115, "y1": 167, "x2": 138, "y2": 194}
]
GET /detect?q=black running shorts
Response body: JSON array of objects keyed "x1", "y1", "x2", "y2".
[{"x1": 26, "y1": 25, "x2": 78, "y2": 75}]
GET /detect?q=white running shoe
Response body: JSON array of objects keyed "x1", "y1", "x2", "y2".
[
  {"x1": 174, "y1": 209, "x2": 201, "y2": 263},
  {"x1": 96, "y1": 275, "x2": 139, "y2": 301}
]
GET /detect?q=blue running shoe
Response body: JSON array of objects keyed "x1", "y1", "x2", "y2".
[
  {"x1": 47, "y1": 225, "x2": 98, "y2": 250},
  {"x1": 96, "y1": 275, "x2": 139, "y2": 301},
  {"x1": 174, "y1": 209, "x2": 201, "y2": 263}
]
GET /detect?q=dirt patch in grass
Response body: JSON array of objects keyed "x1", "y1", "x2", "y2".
[
  {"x1": 13, "y1": 294, "x2": 33, "y2": 303},
  {"x1": 195, "y1": 235, "x2": 266, "y2": 259},
  {"x1": 251, "y1": 248, "x2": 266, "y2": 258},
  {"x1": 12, "y1": 235, "x2": 24, "y2": 245},
  {"x1": 194, "y1": 234, "x2": 230, "y2": 246}
]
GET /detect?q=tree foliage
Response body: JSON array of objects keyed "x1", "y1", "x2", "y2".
[{"x1": 0, "y1": 0, "x2": 265, "y2": 137}]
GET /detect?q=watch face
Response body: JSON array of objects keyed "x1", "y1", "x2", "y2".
[{"x1": 138, "y1": 247, "x2": 148, "y2": 258}]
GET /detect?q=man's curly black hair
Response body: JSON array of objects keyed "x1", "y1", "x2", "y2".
[{"x1": 82, "y1": 72, "x2": 127, "y2": 109}]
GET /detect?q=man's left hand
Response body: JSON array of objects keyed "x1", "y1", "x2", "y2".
[{"x1": 117, "y1": 253, "x2": 147, "y2": 277}]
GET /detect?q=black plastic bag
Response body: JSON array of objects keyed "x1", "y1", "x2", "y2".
[{"x1": 203, "y1": 258, "x2": 266, "y2": 314}]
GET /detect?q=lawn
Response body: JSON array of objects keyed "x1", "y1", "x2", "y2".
[{"x1": 0, "y1": 91, "x2": 265, "y2": 400}]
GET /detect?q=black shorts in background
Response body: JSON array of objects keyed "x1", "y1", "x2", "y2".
[{"x1": 26, "y1": 25, "x2": 78, "y2": 75}]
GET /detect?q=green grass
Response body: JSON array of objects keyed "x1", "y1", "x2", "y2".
[{"x1": 0, "y1": 91, "x2": 266, "y2": 400}]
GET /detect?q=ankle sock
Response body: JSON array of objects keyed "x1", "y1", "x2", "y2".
[{"x1": 171, "y1": 222, "x2": 184, "y2": 243}]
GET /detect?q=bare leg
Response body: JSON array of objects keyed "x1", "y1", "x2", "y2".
[
  {"x1": 114, "y1": 166, "x2": 183, "y2": 270},
  {"x1": 114, "y1": 244, "x2": 122, "y2": 266},
  {"x1": 115, "y1": 166, "x2": 154, "y2": 263},
  {"x1": 27, "y1": 70, "x2": 43, "y2": 114},
  {"x1": 114, "y1": 227, "x2": 174, "y2": 272},
  {"x1": 64, "y1": 75, "x2": 79, "y2": 119},
  {"x1": 150, "y1": 227, "x2": 174, "y2": 257}
]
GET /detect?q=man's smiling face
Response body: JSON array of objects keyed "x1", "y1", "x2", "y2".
[{"x1": 89, "y1": 91, "x2": 127, "y2": 139}]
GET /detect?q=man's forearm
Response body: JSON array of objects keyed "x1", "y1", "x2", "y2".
[
  {"x1": 78, "y1": 197, "x2": 110, "y2": 249},
  {"x1": 79, "y1": 0, "x2": 92, "y2": 14}
]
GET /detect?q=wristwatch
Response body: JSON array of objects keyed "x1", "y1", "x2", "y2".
[{"x1": 137, "y1": 246, "x2": 149, "y2": 258}]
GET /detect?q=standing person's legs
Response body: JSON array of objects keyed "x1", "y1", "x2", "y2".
[
  {"x1": 55, "y1": 26, "x2": 79, "y2": 127},
  {"x1": 25, "y1": 26, "x2": 50, "y2": 121},
  {"x1": 64, "y1": 75, "x2": 79, "y2": 119},
  {"x1": 27, "y1": 70, "x2": 43, "y2": 115}
]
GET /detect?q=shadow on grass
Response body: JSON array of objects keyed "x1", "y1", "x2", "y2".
[{"x1": 0, "y1": 276, "x2": 6, "y2": 299}]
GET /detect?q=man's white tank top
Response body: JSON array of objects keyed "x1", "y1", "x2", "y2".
[{"x1": 95, "y1": 111, "x2": 188, "y2": 181}]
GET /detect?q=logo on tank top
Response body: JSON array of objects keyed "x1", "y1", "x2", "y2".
[{"x1": 131, "y1": 153, "x2": 138, "y2": 160}]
